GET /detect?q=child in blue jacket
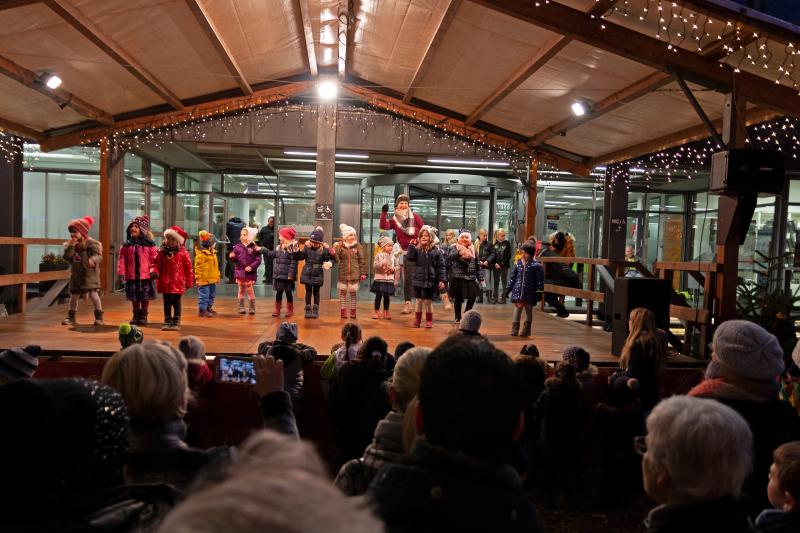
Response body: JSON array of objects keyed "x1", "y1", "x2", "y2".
[{"x1": 505, "y1": 242, "x2": 544, "y2": 337}]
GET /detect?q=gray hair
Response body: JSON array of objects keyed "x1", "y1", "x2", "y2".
[
  {"x1": 391, "y1": 346, "x2": 432, "y2": 412},
  {"x1": 645, "y1": 395, "x2": 752, "y2": 500}
]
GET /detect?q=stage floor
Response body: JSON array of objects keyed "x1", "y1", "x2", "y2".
[{"x1": 0, "y1": 293, "x2": 698, "y2": 365}]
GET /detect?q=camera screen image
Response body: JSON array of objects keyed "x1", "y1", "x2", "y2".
[{"x1": 218, "y1": 357, "x2": 256, "y2": 385}]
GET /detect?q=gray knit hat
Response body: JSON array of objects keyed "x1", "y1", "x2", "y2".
[
  {"x1": 459, "y1": 310, "x2": 482, "y2": 334},
  {"x1": 710, "y1": 320, "x2": 784, "y2": 380},
  {"x1": 378, "y1": 235, "x2": 393, "y2": 249},
  {"x1": 0, "y1": 345, "x2": 41, "y2": 380},
  {"x1": 396, "y1": 194, "x2": 410, "y2": 206},
  {"x1": 178, "y1": 335, "x2": 206, "y2": 360},
  {"x1": 276, "y1": 322, "x2": 298, "y2": 343}
]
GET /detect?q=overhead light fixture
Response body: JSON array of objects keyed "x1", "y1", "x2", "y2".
[
  {"x1": 317, "y1": 79, "x2": 338, "y2": 101},
  {"x1": 427, "y1": 158, "x2": 510, "y2": 167},
  {"x1": 45, "y1": 74, "x2": 62, "y2": 89},
  {"x1": 335, "y1": 152, "x2": 369, "y2": 159},
  {"x1": 283, "y1": 150, "x2": 317, "y2": 157},
  {"x1": 571, "y1": 98, "x2": 594, "y2": 117}
]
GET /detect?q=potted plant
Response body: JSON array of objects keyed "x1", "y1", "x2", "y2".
[{"x1": 39, "y1": 252, "x2": 69, "y2": 296}]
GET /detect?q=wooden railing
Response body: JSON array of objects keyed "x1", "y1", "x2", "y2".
[
  {"x1": 0, "y1": 237, "x2": 70, "y2": 313},
  {"x1": 537, "y1": 256, "x2": 619, "y2": 326}
]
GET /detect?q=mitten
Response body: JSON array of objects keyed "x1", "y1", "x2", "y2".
[
  {"x1": 322, "y1": 261, "x2": 333, "y2": 270},
  {"x1": 381, "y1": 204, "x2": 389, "y2": 213}
]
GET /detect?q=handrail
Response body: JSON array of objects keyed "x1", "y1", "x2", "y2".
[
  {"x1": 0, "y1": 236, "x2": 71, "y2": 313},
  {"x1": 653, "y1": 261, "x2": 721, "y2": 273},
  {"x1": 538, "y1": 256, "x2": 610, "y2": 266},
  {"x1": 0, "y1": 237, "x2": 64, "y2": 246}
]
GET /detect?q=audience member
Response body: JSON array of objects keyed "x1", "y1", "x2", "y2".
[
  {"x1": 334, "y1": 322, "x2": 363, "y2": 369},
  {"x1": 253, "y1": 354, "x2": 299, "y2": 438},
  {"x1": 514, "y1": 348, "x2": 549, "y2": 481},
  {"x1": 562, "y1": 345, "x2": 598, "y2": 396},
  {"x1": 101, "y1": 341, "x2": 233, "y2": 489},
  {"x1": 640, "y1": 395, "x2": 753, "y2": 532},
  {"x1": 456, "y1": 309, "x2": 483, "y2": 336},
  {"x1": 0, "y1": 344, "x2": 40, "y2": 384},
  {"x1": 689, "y1": 320, "x2": 800, "y2": 517},
  {"x1": 619, "y1": 307, "x2": 667, "y2": 411},
  {"x1": 359, "y1": 335, "x2": 395, "y2": 374},
  {"x1": 178, "y1": 335, "x2": 214, "y2": 447},
  {"x1": 519, "y1": 343, "x2": 540, "y2": 358},
  {"x1": 257, "y1": 322, "x2": 318, "y2": 415},
  {"x1": 595, "y1": 374, "x2": 643, "y2": 491},
  {"x1": 395, "y1": 341, "x2": 415, "y2": 359},
  {"x1": 756, "y1": 441, "x2": 800, "y2": 532},
  {"x1": 369, "y1": 336, "x2": 544, "y2": 532},
  {"x1": 118, "y1": 323, "x2": 144, "y2": 348}
]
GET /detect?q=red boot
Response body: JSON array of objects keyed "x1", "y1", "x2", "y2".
[
  {"x1": 350, "y1": 308, "x2": 357, "y2": 319},
  {"x1": 383, "y1": 310, "x2": 391, "y2": 320},
  {"x1": 413, "y1": 312, "x2": 422, "y2": 328},
  {"x1": 372, "y1": 310, "x2": 380, "y2": 319},
  {"x1": 340, "y1": 308, "x2": 348, "y2": 319},
  {"x1": 285, "y1": 302, "x2": 294, "y2": 317},
  {"x1": 272, "y1": 302, "x2": 281, "y2": 317},
  {"x1": 425, "y1": 312, "x2": 433, "y2": 328}
]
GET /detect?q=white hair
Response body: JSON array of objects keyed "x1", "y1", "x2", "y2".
[
  {"x1": 391, "y1": 346, "x2": 432, "y2": 412},
  {"x1": 645, "y1": 395, "x2": 753, "y2": 500}
]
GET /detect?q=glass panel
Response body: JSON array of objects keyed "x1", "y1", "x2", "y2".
[
  {"x1": 124, "y1": 153, "x2": 144, "y2": 183},
  {"x1": 464, "y1": 199, "x2": 479, "y2": 234},
  {"x1": 495, "y1": 193, "x2": 514, "y2": 247},
  {"x1": 151, "y1": 163, "x2": 166, "y2": 188},
  {"x1": 175, "y1": 192, "x2": 214, "y2": 238},
  {"x1": 212, "y1": 196, "x2": 227, "y2": 241},
  {"x1": 150, "y1": 188, "x2": 165, "y2": 234},
  {"x1": 739, "y1": 196, "x2": 776, "y2": 285},
  {"x1": 412, "y1": 197, "x2": 437, "y2": 228},
  {"x1": 177, "y1": 170, "x2": 221, "y2": 191},
  {"x1": 23, "y1": 144, "x2": 100, "y2": 172},
  {"x1": 543, "y1": 209, "x2": 591, "y2": 257},
  {"x1": 280, "y1": 197, "x2": 314, "y2": 235},
  {"x1": 440, "y1": 197, "x2": 464, "y2": 235},
  {"x1": 360, "y1": 187, "x2": 374, "y2": 282},
  {"x1": 789, "y1": 179, "x2": 800, "y2": 203},
  {"x1": 277, "y1": 174, "x2": 315, "y2": 197},
  {"x1": 545, "y1": 188, "x2": 595, "y2": 210},
  {"x1": 627, "y1": 192, "x2": 645, "y2": 211},
  {"x1": 124, "y1": 177, "x2": 146, "y2": 239},
  {"x1": 223, "y1": 173, "x2": 277, "y2": 194},
  {"x1": 693, "y1": 192, "x2": 719, "y2": 212}
]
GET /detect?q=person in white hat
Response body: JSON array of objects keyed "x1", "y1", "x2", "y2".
[
  {"x1": 332, "y1": 224, "x2": 367, "y2": 319},
  {"x1": 405, "y1": 226, "x2": 446, "y2": 328},
  {"x1": 371, "y1": 235, "x2": 398, "y2": 320}
]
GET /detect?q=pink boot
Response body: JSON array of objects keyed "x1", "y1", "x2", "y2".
[
  {"x1": 413, "y1": 312, "x2": 422, "y2": 328},
  {"x1": 272, "y1": 302, "x2": 281, "y2": 317},
  {"x1": 340, "y1": 308, "x2": 348, "y2": 319},
  {"x1": 372, "y1": 310, "x2": 380, "y2": 320},
  {"x1": 425, "y1": 312, "x2": 433, "y2": 328},
  {"x1": 383, "y1": 310, "x2": 392, "y2": 320},
  {"x1": 285, "y1": 302, "x2": 294, "y2": 318}
]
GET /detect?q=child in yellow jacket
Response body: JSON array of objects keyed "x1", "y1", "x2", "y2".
[{"x1": 195, "y1": 230, "x2": 221, "y2": 317}]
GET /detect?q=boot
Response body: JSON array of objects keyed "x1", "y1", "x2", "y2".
[
  {"x1": 520, "y1": 321, "x2": 532, "y2": 337},
  {"x1": 499, "y1": 297, "x2": 507, "y2": 305},
  {"x1": 238, "y1": 299, "x2": 246, "y2": 314},
  {"x1": 199, "y1": 309, "x2": 209, "y2": 317},
  {"x1": 62, "y1": 310, "x2": 76, "y2": 326},
  {"x1": 350, "y1": 308, "x2": 356, "y2": 319},
  {"x1": 373, "y1": 309, "x2": 380, "y2": 320},
  {"x1": 131, "y1": 309, "x2": 140, "y2": 325},
  {"x1": 443, "y1": 294, "x2": 452, "y2": 310},
  {"x1": 511, "y1": 322, "x2": 520, "y2": 336},
  {"x1": 383, "y1": 310, "x2": 391, "y2": 320},
  {"x1": 305, "y1": 305, "x2": 312, "y2": 318},
  {"x1": 93, "y1": 310, "x2": 104, "y2": 326},
  {"x1": 477, "y1": 292, "x2": 484, "y2": 304},
  {"x1": 206, "y1": 306, "x2": 218, "y2": 317},
  {"x1": 172, "y1": 316, "x2": 182, "y2": 331},
  {"x1": 312, "y1": 304, "x2": 319, "y2": 319},
  {"x1": 488, "y1": 294, "x2": 497, "y2": 305},
  {"x1": 272, "y1": 302, "x2": 281, "y2": 317},
  {"x1": 340, "y1": 308, "x2": 348, "y2": 319},
  {"x1": 401, "y1": 301, "x2": 412, "y2": 314},
  {"x1": 139, "y1": 311, "x2": 149, "y2": 326},
  {"x1": 248, "y1": 300, "x2": 256, "y2": 315},
  {"x1": 425, "y1": 312, "x2": 433, "y2": 328},
  {"x1": 285, "y1": 302, "x2": 294, "y2": 318},
  {"x1": 161, "y1": 317, "x2": 173, "y2": 331},
  {"x1": 413, "y1": 312, "x2": 422, "y2": 328}
]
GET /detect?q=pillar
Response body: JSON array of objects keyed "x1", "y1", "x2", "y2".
[
  {"x1": 316, "y1": 102, "x2": 337, "y2": 299},
  {"x1": 99, "y1": 138, "x2": 124, "y2": 292},
  {"x1": 0, "y1": 137, "x2": 23, "y2": 313},
  {"x1": 604, "y1": 165, "x2": 629, "y2": 263},
  {"x1": 524, "y1": 160, "x2": 538, "y2": 239}
]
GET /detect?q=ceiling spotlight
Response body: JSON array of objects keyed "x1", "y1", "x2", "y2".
[
  {"x1": 317, "y1": 79, "x2": 338, "y2": 101},
  {"x1": 571, "y1": 101, "x2": 587, "y2": 116},
  {"x1": 45, "y1": 74, "x2": 62, "y2": 89}
]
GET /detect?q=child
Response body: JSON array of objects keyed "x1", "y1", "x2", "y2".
[
  {"x1": 261, "y1": 226, "x2": 300, "y2": 318},
  {"x1": 371, "y1": 236, "x2": 397, "y2": 320},
  {"x1": 229, "y1": 226, "x2": 261, "y2": 315},
  {"x1": 151, "y1": 225, "x2": 194, "y2": 331},
  {"x1": 505, "y1": 242, "x2": 544, "y2": 337},
  {"x1": 429, "y1": 227, "x2": 452, "y2": 310},
  {"x1": 757, "y1": 441, "x2": 800, "y2": 532},
  {"x1": 118, "y1": 323, "x2": 144, "y2": 348},
  {"x1": 405, "y1": 225, "x2": 446, "y2": 328},
  {"x1": 296, "y1": 227, "x2": 335, "y2": 319},
  {"x1": 562, "y1": 345, "x2": 599, "y2": 395},
  {"x1": 257, "y1": 322, "x2": 318, "y2": 416},
  {"x1": 117, "y1": 215, "x2": 157, "y2": 325},
  {"x1": 335, "y1": 322, "x2": 363, "y2": 369},
  {"x1": 333, "y1": 224, "x2": 367, "y2": 319},
  {"x1": 194, "y1": 230, "x2": 220, "y2": 317},
  {"x1": 447, "y1": 230, "x2": 484, "y2": 324},
  {"x1": 62, "y1": 216, "x2": 104, "y2": 326}
]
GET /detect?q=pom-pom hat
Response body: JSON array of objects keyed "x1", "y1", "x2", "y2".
[
  {"x1": 164, "y1": 225, "x2": 189, "y2": 246},
  {"x1": 279, "y1": 227, "x2": 297, "y2": 241},
  {"x1": 340, "y1": 224, "x2": 356, "y2": 238},
  {"x1": 68, "y1": 216, "x2": 94, "y2": 239},
  {"x1": 309, "y1": 227, "x2": 324, "y2": 243}
]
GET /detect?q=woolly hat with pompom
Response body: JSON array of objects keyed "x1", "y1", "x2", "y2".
[
  {"x1": 709, "y1": 320, "x2": 784, "y2": 381},
  {"x1": 68, "y1": 216, "x2": 94, "y2": 239},
  {"x1": 339, "y1": 224, "x2": 356, "y2": 238}
]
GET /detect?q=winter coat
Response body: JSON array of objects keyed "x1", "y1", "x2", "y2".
[
  {"x1": 64, "y1": 238, "x2": 102, "y2": 292},
  {"x1": 297, "y1": 245, "x2": 335, "y2": 286},
  {"x1": 333, "y1": 242, "x2": 367, "y2": 283},
  {"x1": 493, "y1": 239, "x2": 512, "y2": 269},
  {"x1": 257, "y1": 340, "x2": 317, "y2": 400},
  {"x1": 258, "y1": 224, "x2": 275, "y2": 251},
  {"x1": 624, "y1": 336, "x2": 666, "y2": 411},
  {"x1": 755, "y1": 508, "x2": 800, "y2": 533},
  {"x1": 539, "y1": 248, "x2": 579, "y2": 287},
  {"x1": 369, "y1": 437, "x2": 545, "y2": 533},
  {"x1": 448, "y1": 246, "x2": 485, "y2": 283},
  {"x1": 229, "y1": 242, "x2": 262, "y2": 282},
  {"x1": 406, "y1": 245, "x2": 446, "y2": 289},
  {"x1": 152, "y1": 245, "x2": 194, "y2": 294},
  {"x1": 506, "y1": 258, "x2": 544, "y2": 304},
  {"x1": 373, "y1": 251, "x2": 398, "y2": 283},
  {"x1": 225, "y1": 217, "x2": 245, "y2": 250},
  {"x1": 644, "y1": 496, "x2": 752, "y2": 533},
  {"x1": 117, "y1": 239, "x2": 157, "y2": 281},
  {"x1": 193, "y1": 245, "x2": 220, "y2": 286},
  {"x1": 379, "y1": 210, "x2": 424, "y2": 251},
  {"x1": 476, "y1": 239, "x2": 496, "y2": 268},
  {"x1": 534, "y1": 377, "x2": 584, "y2": 459},
  {"x1": 263, "y1": 244, "x2": 298, "y2": 282}
]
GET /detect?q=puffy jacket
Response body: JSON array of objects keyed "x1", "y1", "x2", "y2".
[
  {"x1": 448, "y1": 246, "x2": 485, "y2": 282},
  {"x1": 258, "y1": 224, "x2": 275, "y2": 251},
  {"x1": 230, "y1": 242, "x2": 262, "y2": 282},
  {"x1": 379, "y1": 210, "x2": 424, "y2": 251},
  {"x1": 493, "y1": 239, "x2": 513, "y2": 269},
  {"x1": 225, "y1": 218, "x2": 245, "y2": 250},
  {"x1": 194, "y1": 245, "x2": 220, "y2": 286},
  {"x1": 117, "y1": 240, "x2": 157, "y2": 281},
  {"x1": 406, "y1": 245, "x2": 446, "y2": 289},
  {"x1": 257, "y1": 340, "x2": 317, "y2": 400},
  {"x1": 476, "y1": 239, "x2": 496, "y2": 268},
  {"x1": 264, "y1": 244, "x2": 299, "y2": 282},
  {"x1": 506, "y1": 258, "x2": 544, "y2": 304},
  {"x1": 333, "y1": 242, "x2": 367, "y2": 282},
  {"x1": 539, "y1": 248, "x2": 579, "y2": 286},
  {"x1": 64, "y1": 238, "x2": 102, "y2": 292},
  {"x1": 298, "y1": 245, "x2": 335, "y2": 286},
  {"x1": 373, "y1": 251, "x2": 398, "y2": 283},
  {"x1": 151, "y1": 246, "x2": 194, "y2": 294}
]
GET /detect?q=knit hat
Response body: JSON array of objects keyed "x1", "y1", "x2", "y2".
[
  {"x1": 710, "y1": 320, "x2": 784, "y2": 381},
  {"x1": 459, "y1": 310, "x2": 482, "y2": 334},
  {"x1": 178, "y1": 335, "x2": 205, "y2": 361},
  {"x1": 562, "y1": 345, "x2": 590, "y2": 372},
  {"x1": 67, "y1": 216, "x2": 94, "y2": 239},
  {"x1": 117, "y1": 323, "x2": 143, "y2": 349},
  {"x1": 276, "y1": 322, "x2": 298, "y2": 343},
  {"x1": 130, "y1": 215, "x2": 150, "y2": 233},
  {"x1": 419, "y1": 225, "x2": 433, "y2": 240},
  {"x1": 340, "y1": 223, "x2": 356, "y2": 239},
  {"x1": 0, "y1": 345, "x2": 41, "y2": 380},
  {"x1": 378, "y1": 235, "x2": 393, "y2": 249},
  {"x1": 429, "y1": 226, "x2": 440, "y2": 245},
  {"x1": 279, "y1": 227, "x2": 297, "y2": 242},
  {"x1": 309, "y1": 226, "x2": 324, "y2": 243},
  {"x1": 198, "y1": 230, "x2": 214, "y2": 242},
  {"x1": 458, "y1": 230, "x2": 472, "y2": 241},
  {"x1": 164, "y1": 225, "x2": 189, "y2": 246},
  {"x1": 240, "y1": 227, "x2": 257, "y2": 245},
  {"x1": 396, "y1": 194, "x2": 410, "y2": 206},
  {"x1": 521, "y1": 243, "x2": 536, "y2": 256}
]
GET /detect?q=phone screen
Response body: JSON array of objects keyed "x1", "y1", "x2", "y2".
[{"x1": 216, "y1": 356, "x2": 256, "y2": 385}]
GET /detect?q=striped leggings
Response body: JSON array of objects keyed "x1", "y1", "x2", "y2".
[
  {"x1": 237, "y1": 280, "x2": 255, "y2": 300},
  {"x1": 339, "y1": 289, "x2": 357, "y2": 312}
]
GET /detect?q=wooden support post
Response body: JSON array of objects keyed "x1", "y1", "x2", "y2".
[
  {"x1": 588, "y1": 263, "x2": 596, "y2": 326},
  {"x1": 524, "y1": 159, "x2": 538, "y2": 240},
  {"x1": 316, "y1": 102, "x2": 337, "y2": 299},
  {"x1": 18, "y1": 243, "x2": 26, "y2": 313},
  {"x1": 0, "y1": 136, "x2": 23, "y2": 313},
  {"x1": 98, "y1": 138, "x2": 124, "y2": 293},
  {"x1": 99, "y1": 138, "x2": 111, "y2": 293}
]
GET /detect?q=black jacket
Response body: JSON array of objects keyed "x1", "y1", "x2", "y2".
[
  {"x1": 755, "y1": 509, "x2": 800, "y2": 533},
  {"x1": 477, "y1": 240, "x2": 496, "y2": 268},
  {"x1": 225, "y1": 217, "x2": 245, "y2": 250},
  {"x1": 493, "y1": 239, "x2": 512, "y2": 269},
  {"x1": 406, "y1": 246, "x2": 446, "y2": 289},
  {"x1": 258, "y1": 224, "x2": 275, "y2": 251},
  {"x1": 257, "y1": 340, "x2": 317, "y2": 400},
  {"x1": 539, "y1": 248, "x2": 579, "y2": 286},
  {"x1": 644, "y1": 496, "x2": 753, "y2": 533},
  {"x1": 297, "y1": 246, "x2": 335, "y2": 286},
  {"x1": 369, "y1": 438, "x2": 544, "y2": 533},
  {"x1": 448, "y1": 247, "x2": 485, "y2": 282}
]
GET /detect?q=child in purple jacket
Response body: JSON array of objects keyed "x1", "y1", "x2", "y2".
[{"x1": 229, "y1": 227, "x2": 261, "y2": 315}]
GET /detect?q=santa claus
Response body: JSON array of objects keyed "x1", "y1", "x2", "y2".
[{"x1": 380, "y1": 193, "x2": 424, "y2": 314}]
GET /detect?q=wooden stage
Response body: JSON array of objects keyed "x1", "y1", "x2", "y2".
[{"x1": 0, "y1": 293, "x2": 698, "y2": 366}]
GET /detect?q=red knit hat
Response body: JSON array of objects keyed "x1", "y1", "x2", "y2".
[
  {"x1": 68, "y1": 216, "x2": 94, "y2": 239},
  {"x1": 164, "y1": 225, "x2": 188, "y2": 246},
  {"x1": 279, "y1": 227, "x2": 297, "y2": 241}
]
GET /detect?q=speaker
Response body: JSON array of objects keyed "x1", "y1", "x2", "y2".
[
  {"x1": 709, "y1": 149, "x2": 785, "y2": 195},
  {"x1": 611, "y1": 278, "x2": 671, "y2": 356}
]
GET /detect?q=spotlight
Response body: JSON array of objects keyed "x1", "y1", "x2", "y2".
[
  {"x1": 571, "y1": 101, "x2": 587, "y2": 116},
  {"x1": 45, "y1": 74, "x2": 62, "y2": 89},
  {"x1": 317, "y1": 79, "x2": 338, "y2": 101}
]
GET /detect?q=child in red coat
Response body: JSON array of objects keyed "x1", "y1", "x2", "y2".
[{"x1": 151, "y1": 225, "x2": 194, "y2": 331}]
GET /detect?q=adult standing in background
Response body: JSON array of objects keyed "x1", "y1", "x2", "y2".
[
  {"x1": 258, "y1": 216, "x2": 275, "y2": 285},
  {"x1": 380, "y1": 194, "x2": 424, "y2": 315},
  {"x1": 492, "y1": 228, "x2": 512, "y2": 305},
  {"x1": 224, "y1": 216, "x2": 245, "y2": 284},
  {"x1": 475, "y1": 228, "x2": 495, "y2": 304}
]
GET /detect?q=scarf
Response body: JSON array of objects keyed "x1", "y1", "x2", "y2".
[
  {"x1": 393, "y1": 208, "x2": 415, "y2": 236},
  {"x1": 455, "y1": 243, "x2": 475, "y2": 260}
]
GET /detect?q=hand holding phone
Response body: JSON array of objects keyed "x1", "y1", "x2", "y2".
[
  {"x1": 254, "y1": 355, "x2": 284, "y2": 397},
  {"x1": 215, "y1": 356, "x2": 256, "y2": 385}
]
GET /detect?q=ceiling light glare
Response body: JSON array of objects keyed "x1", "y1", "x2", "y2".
[
  {"x1": 317, "y1": 79, "x2": 338, "y2": 101},
  {"x1": 45, "y1": 75, "x2": 62, "y2": 89},
  {"x1": 571, "y1": 101, "x2": 587, "y2": 116},
  {"x1": 427, "y1": 158, "x2": 510, "y2": 167}
]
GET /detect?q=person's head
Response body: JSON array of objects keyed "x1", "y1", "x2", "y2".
[
  {"x1": 279, "y1": 227, "x2": 297, "y2": 245},
  {"x1": 445, "y1": 229, "x2": 455, "y2": 244},
  {"x1": 562, "y1": 345, "x2": 591, "y2": 373},
  {"x1": 459, "y1": 309, "x2": 482, "y2": 335},
  {"x1": 276, "y1": 322, "x2": 298, "y2": 344},
  {"x1": 457, "y1": 231, "x2": 472, "y2": 247},
  {"x1": 550, "y1": 361, "x2": 579, "y2": 387},
  {"x1": 521, "y1": 242, "x2": 536, "y2": 262},
  {"x1": 494, "y1": 228, "x2": 506, "y2": 242},
  {"x1": 642, "y1": 395, "x2": 752, "y2": 504},
  {"x1": 395, "y1": 193, "x2": 410, "y2": 214},
  {"x1": 0, "y1": 345, "x2": 41, "y2": 384},
  {"x1": 178, "y1": 335, "x2": 206, "y2": 361},
  {"x1": 101, "y1": 341, "x2": 190, "y2": 430},
  {"x1": 477, "y1": 228, "x2": 487, "y2": 242},
  {"x1": 68, "y1": 215, "x2": 94, "y2": 241},
  {"x1": 515, "y1": 354, "x2": 547, "y2": 406},
  {"x1": 418, "y1": 336, "x2": 524, "y2": 462},
  {"x1": 198, "y1": 230, "x2": 215, "y2": 249},
  {"x1": 621, "y1": 307, "x2": 665, "y2": 370},
  {"x1": 625, "y1": 245, "x2": 634, "y2": 258},
  {"x1": 768, "y1": 441, "x2": 800, "y2": 512},
  {"x1": 339, "y1": 224, "x2": 357, "y2": 245},
  {"x1": 708, "y1": 320, "x2": 784, "y2": 396},
  {"x1": 395, "y1": 341, "x2": 415, "y2": 359},
  {"x1": 418, "y1": 226, "x2": 432, "y2": 248},
  {"x1": 240, "y1": 227, "x2": 257, "y2": 245},
  {"x1": 118, "y1": 323, "x2": 144, "y2": 349},
  {"x1": 127, "y1": 215, "x2": 151, "y2": 242},
  {"x1": 0, "y1": 378, "x2": 128, "y2": 505},
  {"x1": 519, "y1": 343, "x2": 539, "y2": 358},
  {"x1": 341, "y1": 322, "x2": 362, "y2": 346},
  {"x1": 308, "y1": 226, "x2": 324, "y2": 248},
  {"x1": 267, "y1": 216, "x2": 274, "y2": 228},
  {"x1": 358, "y1": 336, "x2": 389, "y2": 367},
  {"x1": 378, "y1": 235, "x2": 393, "y2": 253},
  {"x1": 390, "y1": 346, "x2": 432, "y2": 412},
  {"x1": 164, "y1": 225, "x2": 187, "y2": 248}
]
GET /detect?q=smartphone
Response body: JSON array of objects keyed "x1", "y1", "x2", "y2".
[{"x1": 215, "y1": 355, "x2": 256, "y2": 385}]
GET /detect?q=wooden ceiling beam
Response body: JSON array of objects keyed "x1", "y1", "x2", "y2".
[
  {"x1": 0, "y1": 54, "x2": 114, "y2": 125},
  {"x1": 0, "y1": 0, "x2": 39, "y2": 11},
  {"x1": 343, "y1": 0, "x2": 360, "y2": 80},
  {"x1": 403, "y1": 0, "x2": 462, "y2": 104},
  {"x1": 183, "y1": 0, "x2": 252, "y2": 95},
  {"x1": 590, "y1": 106, "x2": 781, "y2": 166},
  {"x1": 43, "y1": 0, "x2": 184, "y2": 110},
  {"x1": 293, "y1": 0, "x2": 318, "y2": 77},
  {"x1": 0, "y1": 116, "x2": 44, "y2": 141},
  {"x1": 472, "y1": 0, "x2": 800, "y2": 119}
]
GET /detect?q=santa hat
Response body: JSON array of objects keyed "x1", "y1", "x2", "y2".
[
  {"x1": 396, "y1": 194, "x2": 410, "y2": 206},
  {"x1": 309, "y1": 227, "x2": 324, "y2": 243},
  {"x1": 340, "y1": 224, "x2": 356, "y2": 239},
  {"x1": 68, "y1": 216, "x2": 94, "y2": 239},
  {"x1": 128, "y1": 215, "x2": 150, "y2": 233},
  {"x1": 164, "y1": 225, "x2": 189, "y2": 246},
  {"x1": 240, "y1": 227, "x2": 258, "y2": 245},
  {"x1": 279, "y1": 227, "x2": 297, "y2": 242}
]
